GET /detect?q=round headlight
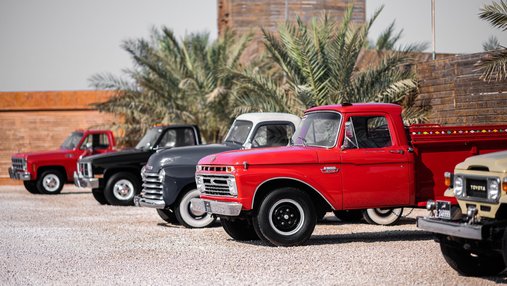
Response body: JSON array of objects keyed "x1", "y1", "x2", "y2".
[
  {"x1": 454, "y1": 176, "x2": 463, "y2": 197},
  {"x1": 158, "y1": 169, "x2": 165, "y2": 181}
]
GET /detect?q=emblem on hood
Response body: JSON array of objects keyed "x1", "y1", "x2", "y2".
[
  {"x1": 210, "y1": 155, "x2": 217, "y2": 163},
  {"x1": 145, "y1": 165, "x2": 153, "y2": 171}
]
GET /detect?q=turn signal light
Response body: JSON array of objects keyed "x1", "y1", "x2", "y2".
[
  {"x1": 503, "y1": 178, "x2": 507, "y2": 192},
  {"x1": 444, "y1": 172, "x2": 453, "y2": 187}
]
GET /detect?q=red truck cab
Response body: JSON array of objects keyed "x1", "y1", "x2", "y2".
[
  {"x1": 191, "y1": 103, "x2": 507, "y2": 246},
  {"x1": 9, "y1": 130, "x2": 115, "y2": 194}
]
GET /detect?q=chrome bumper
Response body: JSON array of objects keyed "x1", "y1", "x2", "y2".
[
  {"x1": 73, "y1": 171, "x2": 99, "y2": 189},
  {"x1": 190, "y1": 198, "x2": 242, "y2": 216},
  {"x1": 8, "y1": 167, "x2": 31, "y2": 181},
  {"x1": 416, "y1": 217, "x2": 483, "y2": 240},
  {"x1": 134, "y1": 195, "x2": 165, "y2": 209}
]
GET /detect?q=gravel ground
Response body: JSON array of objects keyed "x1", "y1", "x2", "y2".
[{"x1": 1, "y1": 185, "x2": 506, "y2": 285}]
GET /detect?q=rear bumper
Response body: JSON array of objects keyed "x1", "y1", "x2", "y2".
[
  {"x1": 416, "y1": 216, "x2": 483, "y2": 240},
  {"x1": 8, "y1": 167, "x2": 31, "y2": 181},
  {"x1": 190, "y1": 198, "x2": 242, "y2": 216},
  {"x1": 73, "y1": 171, "x2": 99, "y2": 189},
  {"x1": 134, "y1": 195, "x2": 165, "y2": 209}
]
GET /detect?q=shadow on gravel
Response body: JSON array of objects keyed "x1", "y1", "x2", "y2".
[
  {"x1": 58, "y1": 191, "x2": 91, "y2": 195},
  {"x1": 318, "y1": 216, "x2": 417, "y2": 226},
  {"x1": 309, "y1": 229, "x2": 434, "y2": 246},
  {"x1": 235, "y1": 230, "x2": 434, "y2": 247},
  {"x1": 482, "y1": 274, "x2": 507, "y2": 284},
  {"x1": 156, "y1": 220, "x2": 222, "y2": 229}
]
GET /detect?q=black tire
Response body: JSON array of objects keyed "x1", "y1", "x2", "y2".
[
  {"x1": 221, "y1": 218, "x2": 259, "y2": 241},
  {"x1": 157, "y1": 209, "x2": 180, "y2": 225},
  {"x1": 363, "y1": 208, "x2": 403, "y2": 226},
  {"x1": 36, "y1": 170, "x2": 64, "y2": 194},
  {"x1": 92, "y1": 188, "x2": 108, "y2": 205},
  {"x1": 252, "y1": 187, "x2": 316, "y2": 247},
  {"x1": 23, "y1": 181, "x2": 40, "y2": 194},
  {"x1": 333, "y1": 210, "x2": 363, "y2": 222},
  {"x1": 104, "y1": 172, "x2": 141, "y2": 206},
  {"x1": 440, "y1": 238, "x2": 505, "y2": 276},
  {"x1": 174, "y1": 189, "x2": 215, "y2": 228}
]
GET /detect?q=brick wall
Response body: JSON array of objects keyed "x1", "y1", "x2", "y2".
[
  {"x1": 218, "y1": 0, "x2": 365, "y2": 36},
  {"x1": 414, "y1": 53, "x2": 507, "y2": 125},
  {"x1": 0, "y1": 91, "x2": 117, "y2": 184}
]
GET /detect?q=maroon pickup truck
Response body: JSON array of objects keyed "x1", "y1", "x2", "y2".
[{"x1": 9, "y1": 130, "x2": 115, "y2": 194}]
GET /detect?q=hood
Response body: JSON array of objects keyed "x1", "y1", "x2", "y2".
[
  {"x1": 144, "y1": 144, "x2": 238, "y2": 172},
  {"x1": 198, "y1": 146, "x2": 319, "y2": 166},
  {"x1": 12, "y1": 149, "x2": 71, "y2": 161},
  {"x1": 456, "y1": 150, "x2": 507, "y2": 173},
  {"x1": 79, "y1": 148, "x2": 148, "y2": 166}
]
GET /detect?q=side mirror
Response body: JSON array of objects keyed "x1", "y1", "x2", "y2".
[{"x1": 85, "y1": 142, "x2": 93, "y2": 151}]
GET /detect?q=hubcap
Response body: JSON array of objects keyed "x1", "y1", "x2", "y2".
[
  {"x1": 43, "y1": 174, "x2": 60, "y2": 192},
  {"x1": 269, "y1": 199, "x2": 305, "y2": 236},
  {"x1": 113, "y1": 179, "x2": 135, "y2": 200}
]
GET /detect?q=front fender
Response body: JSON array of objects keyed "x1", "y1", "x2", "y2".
[{"x1": 161, "y1": 165, "x2": 197, "y2": 206}]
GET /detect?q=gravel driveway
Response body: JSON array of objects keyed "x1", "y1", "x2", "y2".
[{"x1": 1, "y1": 185, "x2": 505, "y2": 285}]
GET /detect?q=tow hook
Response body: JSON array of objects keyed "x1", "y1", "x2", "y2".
[{"x1": 467, "y1": 206, "x2": 478, "y2": 224}]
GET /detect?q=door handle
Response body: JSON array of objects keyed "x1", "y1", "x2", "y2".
[{"x1": 389, "y1": 150, "x2": 404, "y2": 155}]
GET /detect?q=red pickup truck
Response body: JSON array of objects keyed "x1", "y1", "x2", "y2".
[
  {"x1": 191, "y1": 103, "x2": 507, "y2": 246},
  {"x1": 9, "y1": 130, "x2": 115, "y2": 194}
]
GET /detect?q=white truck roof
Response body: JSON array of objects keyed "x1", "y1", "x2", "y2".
[{"x1": 235, "y1": 112, "x2": 301, "y2": 128}]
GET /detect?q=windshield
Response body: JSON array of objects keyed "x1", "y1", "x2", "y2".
[
  {"x1": 135, "y1": 128, "x2": 161, "y2": 150},
  {"x1": 60, "y1": 132, "x2": 84, "y2": 150},
  {"x1": 224, "y1": 120, "x2": 253, "y2": 145},
  {"x1": 293, "y1": 112, "x2": 341, "y2": 148}
]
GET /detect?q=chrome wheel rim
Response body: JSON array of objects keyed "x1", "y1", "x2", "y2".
[
  {"x1": 113, "y1": 179, "x2": 135, "y2": 201},
  {"x1": 43, "y1": 174, "x2": 60, "y2": 192}
]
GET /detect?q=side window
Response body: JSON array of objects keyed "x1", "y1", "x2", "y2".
[
  {"x1": 80, "y1": 134, "x2": 93, "y2": 150},
  {"x1": 181, "y1": 128, "x2": 196, "y2": 146},
  {"x1": 95, "y1": 134, "x2": 110, "y2": 149},
  {"x1": 342, "y1": 116, "x2": 392, "y2": 149},
  {"x1": 80, "y1": 134, "x2": 110, "y2": 150},
  {"x1": 158, "y1": 129, "x2": 177, "y2": 148},
  {"x1": 251, "y1": 124, "x2": 295, "y2": 148}
]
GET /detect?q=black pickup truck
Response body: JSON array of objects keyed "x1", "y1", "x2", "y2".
[
  {"x1": 74, "y1": 124, "x2": 202, "y2": 206},
  {"x1": 135, "y1": 113, "x2": 301, "y2": 228}
]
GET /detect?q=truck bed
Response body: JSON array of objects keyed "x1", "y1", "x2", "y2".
[{"x1": 409, "y1": 124, "x2": 507, "y2": 206}]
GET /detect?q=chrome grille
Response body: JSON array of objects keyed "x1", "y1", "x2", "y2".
[
  {"x1": 11, "y1": 158, "x2": 26, "y2": 171},
  {"x1": 78, "y1": 162, "x2": 92, "y2": 178},
  {"x1": 197, "y1": 174, "x2": 236, "y2": 196},
  {"x1": 141, "y1": 172, "x2": 163, "y2": 200}
]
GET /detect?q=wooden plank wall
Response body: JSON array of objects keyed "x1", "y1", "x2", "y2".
[{"x1": 415, "y1": 53, "x2": 507, "y2": 125}]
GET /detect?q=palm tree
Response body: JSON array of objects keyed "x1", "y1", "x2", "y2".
[
  {"x1": 478, "y1": 0, "x2": 507, "y2": 82},
  {"x1": 90, "y1": 27, "x2": 251, "y2": 145},
  {"x1": 231, "y1": 6, "x2": 428, "y2": 124}
]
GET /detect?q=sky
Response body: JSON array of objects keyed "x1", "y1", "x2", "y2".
[{"x1": 0, "y1": 0, "x2": 506, "y2": 92}]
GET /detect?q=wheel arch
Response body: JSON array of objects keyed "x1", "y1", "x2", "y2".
[
  {"x1": 103, "y1": 167, "x2": 141, "y2": 183},
  {"x1": 252, "y1": 177, "x2": 333, "y2": 214},
  {"x1": 36, "y1": 165, "x2": 67, "y2": 182}
]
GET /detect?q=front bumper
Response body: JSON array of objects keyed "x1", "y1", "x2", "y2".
[
  {"x1": 73, "y1": 171, "x2": 99, "y2": 189},
  {"x1": 8, "y1": 167, "x2": 31, "y2": 181},
  {"x1": 416, "y1": 216, "x2": 483, "y2": 240},
  {"x1": 134, "y1": 195, "x2": 165, "y2": 208},
  {"x1": 190, "y1": 198, "x2": 242, "y2": 216}
]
